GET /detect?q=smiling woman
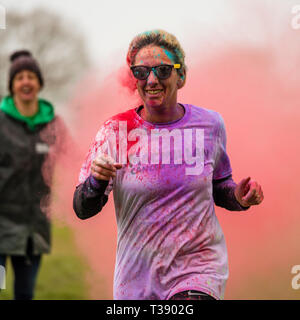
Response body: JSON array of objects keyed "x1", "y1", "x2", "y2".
[
  {"x1": 11, "y1": 70, "x2": 41, "y2": 116},
  {"x1": 127, "y1": 30, "x2": 187, "y2": 124},
  {"x1": 0, "y1": 50, "x2": 68, "y2": 300},
  {"x1": 73, "y1": 29, "x2": 264, "y2": 301}
]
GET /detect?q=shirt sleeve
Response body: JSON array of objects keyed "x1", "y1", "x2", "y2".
[
  {"x1": 213, "y1": 174, "x2": 250, "y2": 211},
  {"x1": 73, "y1": 175, "x2": 109, "y2": 220},
  {"x1": 213, "y1": 113, "x2": 233, "y2": 180}
]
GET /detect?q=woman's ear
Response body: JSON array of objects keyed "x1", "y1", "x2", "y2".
[{"x1": 177, "y1": 69, "x2": 186, "y2": 89}]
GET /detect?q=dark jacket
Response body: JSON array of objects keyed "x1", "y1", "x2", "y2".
[{"x1": 0, "y1": 96, "x2": 65, "y2": 255}]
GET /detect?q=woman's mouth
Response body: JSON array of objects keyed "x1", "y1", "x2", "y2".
[
  {"x1": 145, "y1": 89, "x2": 163, "y2": 96},
  {"x1": 21, "y1": 87, "x2": 33, "y2": 94}
]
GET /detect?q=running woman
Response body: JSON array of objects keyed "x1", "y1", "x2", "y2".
[{"x1": 73, "y1": 30, "x2": 264, "y2": 300}]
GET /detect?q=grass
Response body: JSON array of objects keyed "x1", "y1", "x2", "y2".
[{"x1": 0, "y1": 220, "x2": 89, "y2": 300}]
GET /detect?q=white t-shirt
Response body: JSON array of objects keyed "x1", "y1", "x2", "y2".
[{"x1": 79, "y1": 104, "x2": 232, "y2": 300}]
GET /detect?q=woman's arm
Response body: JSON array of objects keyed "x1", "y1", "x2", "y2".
[
  {"x1": 213, "y1": 175, "x2": 250, "y2": 211},
  {"x1": 73, "y1": 175, "x2": 109, "y2": 220}
]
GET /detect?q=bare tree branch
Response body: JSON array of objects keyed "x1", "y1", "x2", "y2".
[{"x1": 0, "y1": 8, "x2": 91, "y2": 107}]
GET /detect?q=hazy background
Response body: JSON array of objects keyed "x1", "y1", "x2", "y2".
[{"x1": 0, "y1": 0, "x2": 299, "y2": 299}]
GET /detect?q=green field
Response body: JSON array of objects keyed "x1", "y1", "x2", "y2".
[{"x1": 0, "y1": 221, "x2": 89, "y2": 300}]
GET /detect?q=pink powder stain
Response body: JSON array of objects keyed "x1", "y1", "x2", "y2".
[{"x1": 50, "y1": 6, "x2": 300, "y2": 299}]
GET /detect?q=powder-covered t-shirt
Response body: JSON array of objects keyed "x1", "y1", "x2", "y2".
[{"x1": 78, "y1": 104, "x2": 232, "y2": 300}]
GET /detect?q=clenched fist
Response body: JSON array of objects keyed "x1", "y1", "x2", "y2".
[
  {"x1": 91, "y1": 153, "x2": 122, "y2": 181},
  {"x1": 234, "y1": 177, "x2": 264, "y2": 208}
]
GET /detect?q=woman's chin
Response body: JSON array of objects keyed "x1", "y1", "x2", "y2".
[
  {"x1": 145, "y1": 99, "x2": 163, "y2": 109},
  {"x1": 19, "y1": 95, "x2": 36, "y2": 103}
]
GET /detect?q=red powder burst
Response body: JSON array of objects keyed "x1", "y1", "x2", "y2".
[{"x1": 50, "y1": 2, "x2": 300, "y2": 299}]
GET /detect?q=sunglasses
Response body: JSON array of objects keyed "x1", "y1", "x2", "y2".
[{"x1": 130, "y1": 64, "x2": 181, "y2": 80}]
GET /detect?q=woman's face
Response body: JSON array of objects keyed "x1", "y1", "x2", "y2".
[
  {"x1": 12, "y1": 70, "x2": 40, "y2": 103},
  {"x1": 133, "y1": 45, "x2": 183, "y2": 111}
]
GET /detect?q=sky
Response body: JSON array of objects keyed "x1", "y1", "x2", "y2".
[
  {"x1": 2, "y1": 0, "x2": 298, "y2": 74},
  {"x1": 1, "y1": 0, "x2": 228, "y2": 60}
]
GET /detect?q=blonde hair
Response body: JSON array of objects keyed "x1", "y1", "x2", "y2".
[{"x1": 126, "y1": 29, "x2": 187, "y2": 78}]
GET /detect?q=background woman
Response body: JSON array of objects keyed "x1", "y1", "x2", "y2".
[{"x1": 0, "y1": 50, "x2": 67, "y2": 300}]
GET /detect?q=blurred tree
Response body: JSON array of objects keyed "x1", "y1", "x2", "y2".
[{"x1": 0, "y1": 8, "x2": 90, "y2": 105}]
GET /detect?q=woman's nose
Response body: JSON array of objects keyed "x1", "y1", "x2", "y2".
[
  {"x1": 21, "y1": 77, "x2": 31, "y2": 85},
  {"x1": 147, "y1": 69, "x2": 159, "y2": 85}
]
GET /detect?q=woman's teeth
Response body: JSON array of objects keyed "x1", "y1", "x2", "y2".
[
  {"x1": 22, "y1": 88, "x2": 32, "y2": 93},
  {"x1": 146, "y1": 90, "x2": 163, "y2": 94}
]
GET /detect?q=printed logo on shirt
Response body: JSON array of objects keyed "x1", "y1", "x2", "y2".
[{"x1": 35, "y1": 142, "x2": 50, "y2": 154}]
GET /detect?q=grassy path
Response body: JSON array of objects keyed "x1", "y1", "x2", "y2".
[{"x1": 0, "y1": 221, "x2": 89, "y2": 300}]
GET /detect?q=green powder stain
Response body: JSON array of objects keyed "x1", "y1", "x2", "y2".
[
  {"x1": 163, "y1": 49, "x2": 175, "y2": 63},
  {"x1": 143, "y1": 31, "x2": 152, "y2": 36}
]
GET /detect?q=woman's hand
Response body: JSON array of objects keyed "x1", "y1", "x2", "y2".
[
  {"x1": 234, "y1": 177, "x2": 264, "y2": 208},
  {"x1": 91, "y1": 153, "x2": 122, "y2": 181}
]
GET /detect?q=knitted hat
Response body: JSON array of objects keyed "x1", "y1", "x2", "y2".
[{"x1": 9, "y1": 50, "x2": 44, "y2": 95}]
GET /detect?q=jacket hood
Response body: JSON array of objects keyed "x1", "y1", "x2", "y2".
[{"x1": 0, "y1": 95, "x2": 55, "y2": 130}]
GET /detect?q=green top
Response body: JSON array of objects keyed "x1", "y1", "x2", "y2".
[{"x1": 0, "y1": 95, "x2": 55, "y2": 131}]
